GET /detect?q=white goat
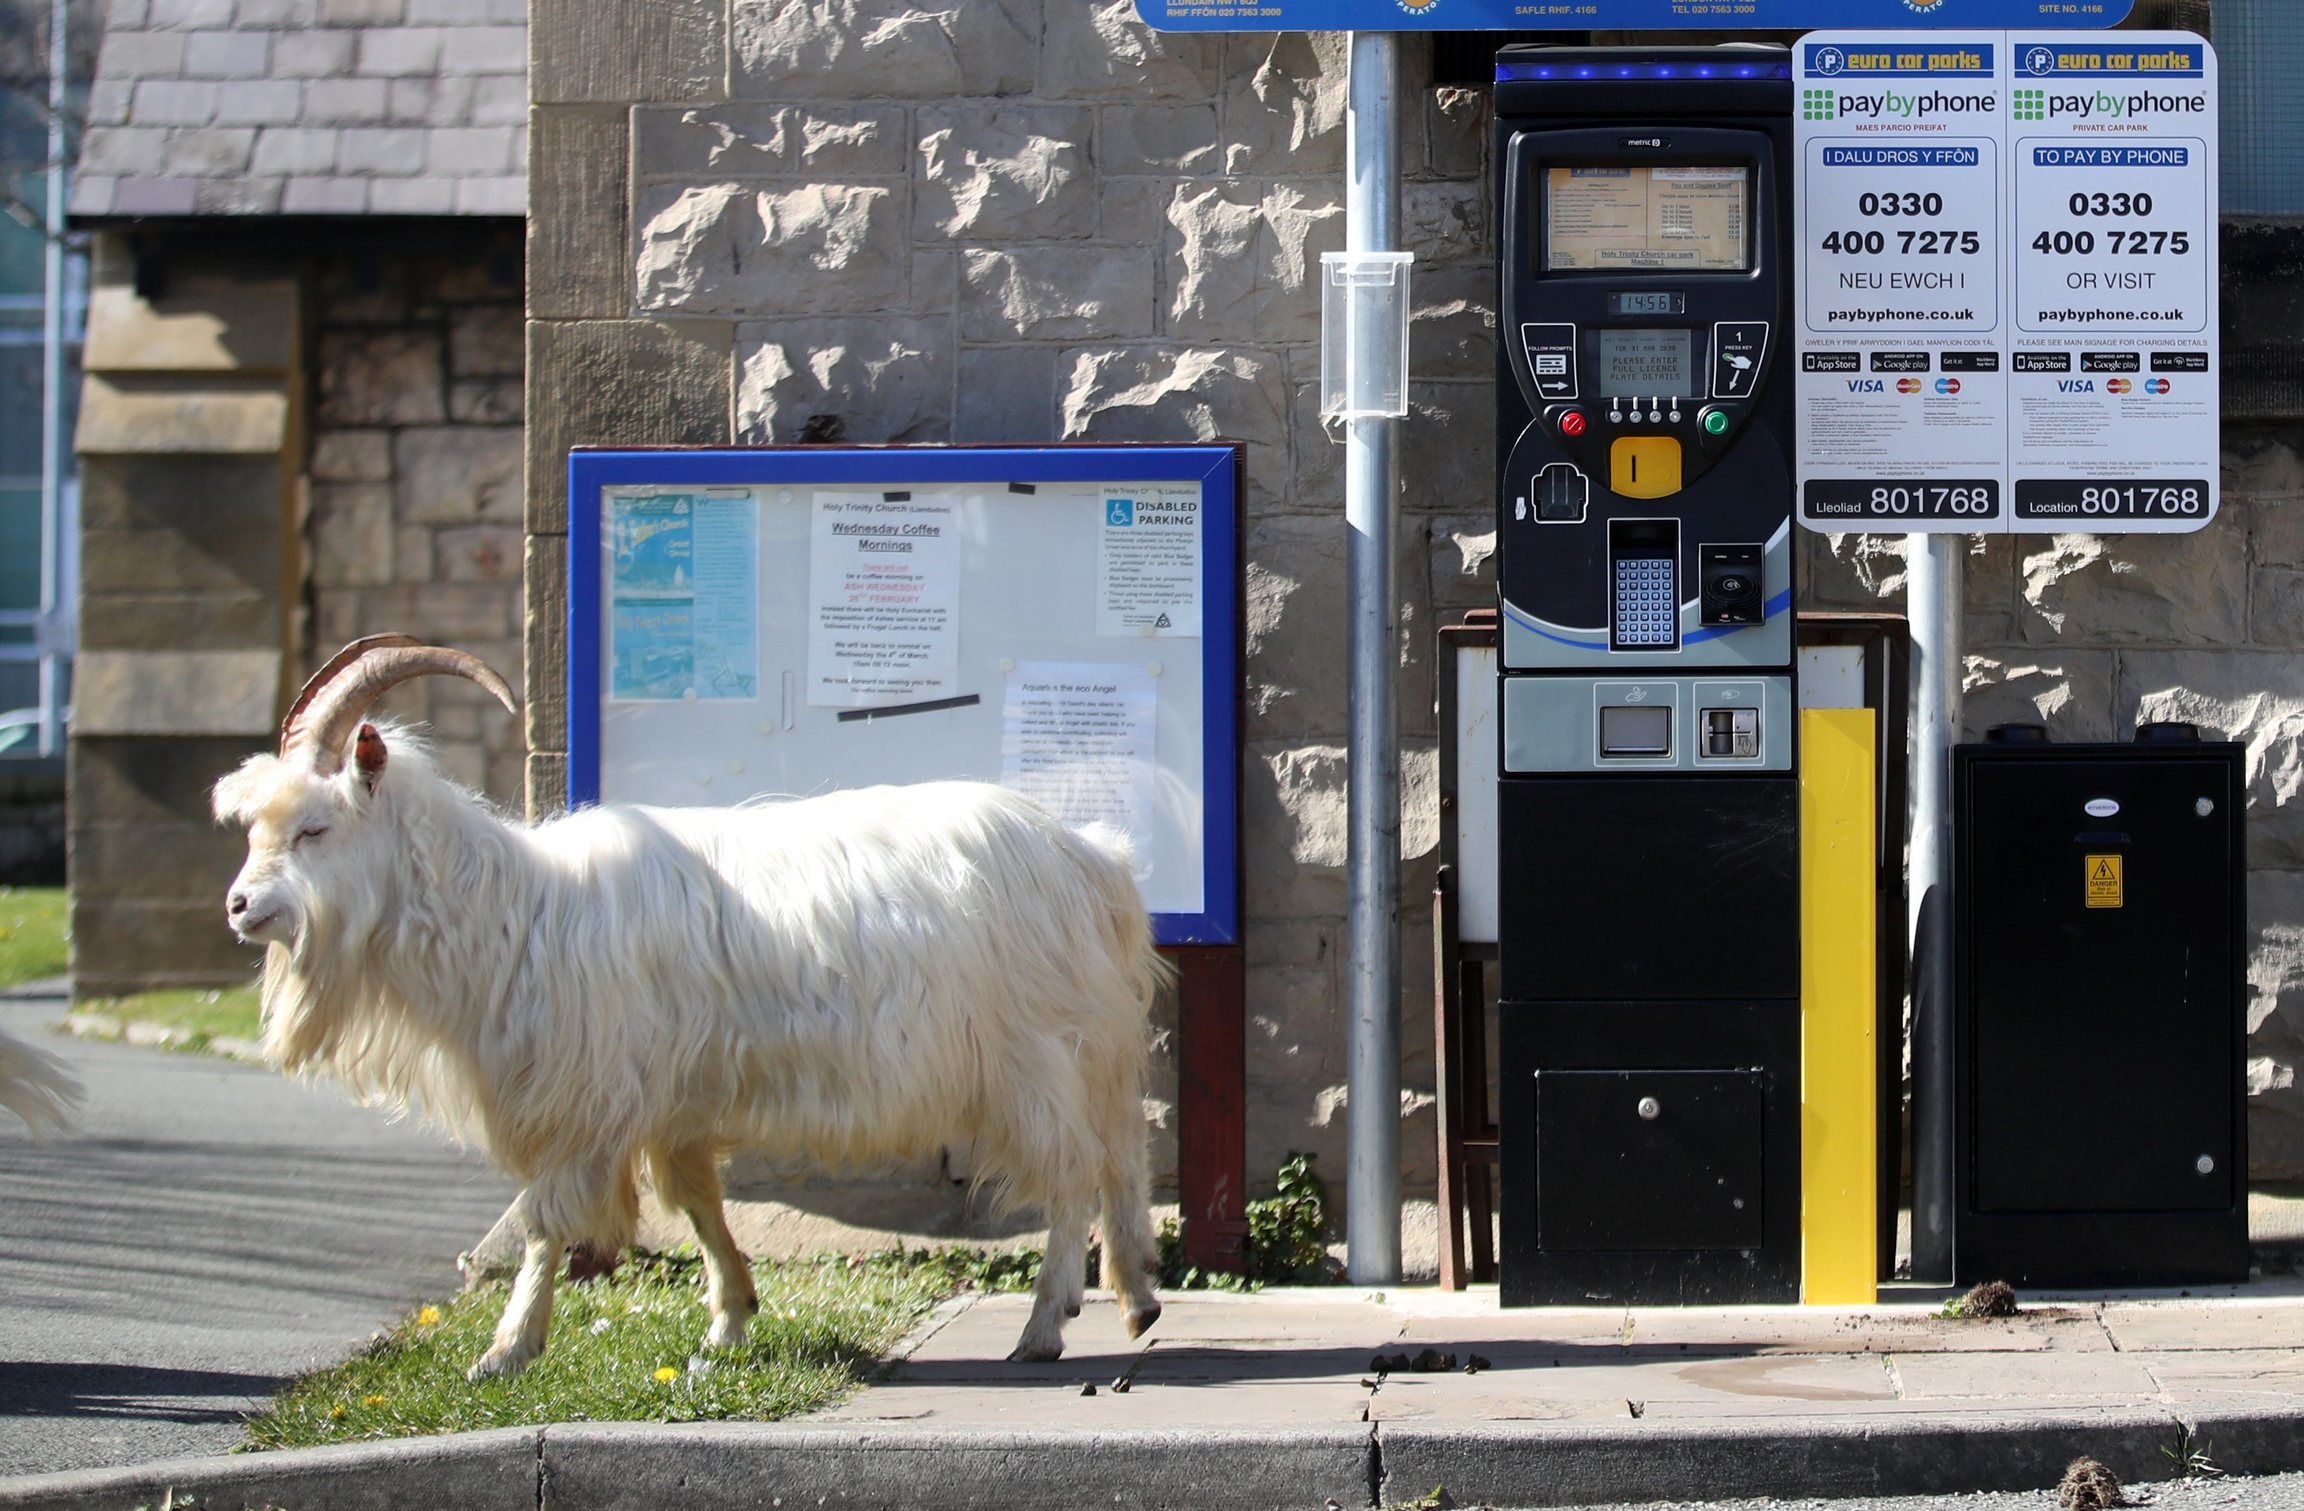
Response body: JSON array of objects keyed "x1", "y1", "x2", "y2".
[
  {"x1": 0, "y1": 1028, "x2": 80, "y2": 1138},
  {"x1": 213, "y1": 636, "x2": 1166, "y2": 1380}
]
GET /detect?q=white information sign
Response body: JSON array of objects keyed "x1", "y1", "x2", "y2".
[
  {"x1": 1097, "y1": 484, "x2": 1204, "y2": 637},
  {"x1": 1795, "y1": 31, "x2": 2217, "y2": 535},
  {"x1": 805, "y1": 492, "x2": 961, "y2": 706},
  {"x1": 2006, "y1": 35, "x2": 2218, "y2": 532},
  {"x1": 999, "y1": 660, "x2": 1160, "y2": 841}
]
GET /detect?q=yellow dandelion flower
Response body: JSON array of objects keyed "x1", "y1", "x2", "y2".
[
  {"x1": 328, "y1": 1404, "x2": 347, "y2": 1420},
  {"x1": 653, "y1": 1366, "x2": 679, "y2": 1383},
  {"x1": 362, "y1": 1394, "x2": 386, "y2": 1407},
  {"x1": 416, "y1": 1306, "x2": 441, "y2": 1327}
]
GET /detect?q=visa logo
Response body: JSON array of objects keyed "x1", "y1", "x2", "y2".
[
  {"x1": 2058, "y1": 379, "x2": 2096, "y2": 393},
  {"x1": 1847, "y1": 379, "x2": 1886, "y2": 393}
]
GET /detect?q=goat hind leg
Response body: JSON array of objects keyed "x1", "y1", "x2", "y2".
[
  {"x1": 651, "y1": 1143, "x2": 757, "y2": 1349},
  {"x1": 1099, "y1": 1142, "x2": 1162, "y2": 1341},
  {"x1": 1011, "y1": 1196, "x2": 1091, "y2": 1363}
]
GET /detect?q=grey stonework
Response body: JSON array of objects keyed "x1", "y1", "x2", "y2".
[
  {"x1": 526, "y1": 2, "x2": 2304, "y2": 1206},
  {"x1": 307, "y1": 252, "x2": 528, "y2": 807}
]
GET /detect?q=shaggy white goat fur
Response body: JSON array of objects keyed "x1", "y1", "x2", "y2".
[
  {"x1": 215, "y1": 724, "x2": 1167, "y2": 1379},
  {"x1": 0, "y1": 1028, "x2": 80, "y2": 1139}
]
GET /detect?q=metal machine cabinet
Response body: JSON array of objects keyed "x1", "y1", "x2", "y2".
[
  {"x1": 1953, "y1": 725, "x2": 2247, "y2": 1287},
  {"x1": 1493, "y1": 44, "x2": 1801, "y2": 1305}
]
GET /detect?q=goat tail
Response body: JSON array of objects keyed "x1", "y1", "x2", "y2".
[
  {"x1": 1072, "y1": 822, "x2": 1176, "y2": 1015},
  {"x1": 0, "y1": 1027, "x2": 82, "y2": 1140}
]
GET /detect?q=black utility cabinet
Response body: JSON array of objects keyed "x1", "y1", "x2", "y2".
[{"x1": 1953, "y1": 724, "x2": 2248, "y2": 1287}]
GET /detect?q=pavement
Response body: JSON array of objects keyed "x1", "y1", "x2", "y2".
[{"x1": 10, "y1": 987, "x2": 2304, "y2": 1509}]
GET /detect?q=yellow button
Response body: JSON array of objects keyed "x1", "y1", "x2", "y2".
[{"x1": 1610, "y1": 436, "x2": 1684, "y2": 499}]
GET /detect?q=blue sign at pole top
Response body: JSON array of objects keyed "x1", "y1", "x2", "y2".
[{"x1": 1137, "y1": 0, "x2": 2133, "y2": 32}]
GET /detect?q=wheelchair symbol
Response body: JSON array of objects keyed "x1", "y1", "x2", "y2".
[{"x1": 1107, "y1": 499, "x2": 1134, "y2": 526}]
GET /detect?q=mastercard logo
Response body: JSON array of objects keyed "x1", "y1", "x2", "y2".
[
  {"x1": 2107, "y1": 378, "x2": 2132, "y2": 394},
  {"x1": 1897, "y1": 377, "x2": 1923, "y2": 394},
  {"x1": 1935, "y1": 377, "x2": 1961, "y2": 395},
  {"x1": 2145, "y1": 377, "x2": 2172, "y2": 395}
]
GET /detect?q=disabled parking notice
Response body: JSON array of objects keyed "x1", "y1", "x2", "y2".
[{"x1": 1795, "y1": 32, "x2": 2217, "y2": 535}]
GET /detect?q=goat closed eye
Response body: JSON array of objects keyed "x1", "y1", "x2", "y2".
[{"x1": 296, "y1": 825, "x2": 329, "y2": 846}]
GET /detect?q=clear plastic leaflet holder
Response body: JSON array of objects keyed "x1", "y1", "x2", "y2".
[{"x1": 1319, "y1": 251, "x2": 1414, "y2": 421}]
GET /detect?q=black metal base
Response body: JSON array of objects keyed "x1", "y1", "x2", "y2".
[{"x1": 1499, "y1": 999, "x2": 1799, "y2": 1306}]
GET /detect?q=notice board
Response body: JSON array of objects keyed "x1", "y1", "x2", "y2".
[{"x1": 566, "y1": 445, "x2": 1242, "y2": 947}]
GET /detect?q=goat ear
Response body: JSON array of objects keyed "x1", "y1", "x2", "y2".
[{"x1": 354, "y1": 722, "x2": 388, "y2": 790}]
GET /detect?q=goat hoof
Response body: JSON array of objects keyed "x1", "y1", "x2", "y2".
[
  {"x1": 1123, "y1": 1300, "x2": 1163, "y2": 1340},
  {"x1": 704, "y1": 1314, "x2": 749, "y2": 1350},
  {"x1": 467, "y1": 1345, "x2": 533, "y2": 1382},
  {"x1": 1007, "y1": 1339, "x2": 1065, "y2": 1364}
]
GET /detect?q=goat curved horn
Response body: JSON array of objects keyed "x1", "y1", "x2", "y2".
[
  {"x1": 292, "y1": 640, "x2": 518, "y2": 776},
  {"x1": 280, "y1": 633, "x2": 425, "y2": 755}
]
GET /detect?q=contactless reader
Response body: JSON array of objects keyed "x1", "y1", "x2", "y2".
[{"x1": 1493, "y1": 47, "x2": 1802, "y2": 1306}]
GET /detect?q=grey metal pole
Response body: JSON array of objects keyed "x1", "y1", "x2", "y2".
[
  {"x1": 38, "y1": 0, "x2": 65, "y2": 758},
  {"x1": 1905, "y1": 532, "x2": 1963, "y2": 1282},
  {"x1": 1344, "y1": 29, "x2": 1402, "y2": 1286}
]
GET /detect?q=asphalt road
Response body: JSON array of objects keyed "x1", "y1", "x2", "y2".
[
  {"x1": 1548, "y1": 1475, "x2": 2304, "y2": 1510},
  {"x1": 0, "y1": 991, "x2": 516, "y2": 1477}
]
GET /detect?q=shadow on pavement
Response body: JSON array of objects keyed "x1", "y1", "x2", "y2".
[{"x1": 0, "y1": 1360, "x2": 280, "y2": 1425}]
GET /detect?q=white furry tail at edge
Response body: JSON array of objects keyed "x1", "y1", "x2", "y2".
[{"x1": 0, "y1": 1027, "x2": 82, "y2": 1139}]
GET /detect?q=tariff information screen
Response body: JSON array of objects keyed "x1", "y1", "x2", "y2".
[
  {"x1": 2008, "y1": 38, "x2": 2217, "y2": 529},
  {"x1": 1544, "y1": 165, "x2": 1749, "y2": 272},
  {"x1": 1794, "y1": 31, "x2": 2218, "y2": 535}
]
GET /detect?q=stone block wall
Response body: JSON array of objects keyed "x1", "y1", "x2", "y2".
[
  {"x1": 306, "y1": 244, "x2": 528, "y2": 806},
  {"x1": 526, "y1": 1, "x2": 2304, "y2": 1206},
  {"x1": 71, "y1": 237, "x2": 299, "y2": 1000}
]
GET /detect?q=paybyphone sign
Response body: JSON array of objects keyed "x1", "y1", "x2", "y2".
[
  {"x1": 1136, "y1": 1, "x2": 2132, "y2": 30},
  {"x1": 1795, "y1": 33, "x2": 2218, "y2": 534}
]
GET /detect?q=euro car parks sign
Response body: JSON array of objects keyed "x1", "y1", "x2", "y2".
[
  {"x1": 1134, "y1": 1, "x2": 2133, "y2": 31},
  {"x1": 1795, "y1": 33, "x2": 2219, "y2": 535}
]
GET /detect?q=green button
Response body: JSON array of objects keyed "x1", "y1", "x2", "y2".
[{"x1": 1702, "y1": 410, "x2": 1730, "y2": 436}]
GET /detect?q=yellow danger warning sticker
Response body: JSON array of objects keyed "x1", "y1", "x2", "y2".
[{"x1": 2085, "y1": 853, "x2": 2124, "y2": 909}]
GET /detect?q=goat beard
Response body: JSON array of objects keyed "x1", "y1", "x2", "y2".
[{"x1": 258, "y1": 934, "x2": 464, "y2": 1139}]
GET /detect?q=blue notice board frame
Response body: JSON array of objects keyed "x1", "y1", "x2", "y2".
[
  {"x1": 567, "y1": 444, "x2": 1242, "y2": 947},
  {"x1": 1135, "y1": 0, "x2": 2131, "y2": 31}
]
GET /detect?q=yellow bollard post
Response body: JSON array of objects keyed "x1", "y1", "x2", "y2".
[{"x1": 1801, "y1": 707, "x2": 1877, "y2": 1304}]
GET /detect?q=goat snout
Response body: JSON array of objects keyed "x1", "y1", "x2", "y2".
[{"x1": 228, "y1": 890, "x2": 249, "y2": 919}]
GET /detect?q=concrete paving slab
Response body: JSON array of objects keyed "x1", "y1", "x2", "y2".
[
  {"x1": 1367, "y1": 1351, "x2": 1899, "y2": 1422},
  {"x1": 825, "y1": 1375, "x2": 1372, "y2": 1428},
  {"x1": 2102, "y1": 1300, "x2": 2304, "y2": 1351},
  {"x1": 1888, "y1": 1346, "x2": 2162, "y2": 1401},
  {"x1": 1619, "y1": 1304, "x2": 2109, "y2": 1354},
  {"x1": 2141, "y1": 1349, "x2": 2304, "y2": 1398}
]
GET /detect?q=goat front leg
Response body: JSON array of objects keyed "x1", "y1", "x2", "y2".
[
  {"x1": 469, "y1": 1227, "x2": 557, "y2": 1381},
  {"x1": 1011, "y1": 1196, "x2": 1092, "y2": 1363}
]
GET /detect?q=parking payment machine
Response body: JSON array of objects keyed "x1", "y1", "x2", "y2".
[{"x1": 1494, "y1": 47, "x2": 1803, "y2": 1304}]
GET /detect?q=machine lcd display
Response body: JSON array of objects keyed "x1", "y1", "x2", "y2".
[
  {"x1": 1596, "y1": 329, "x2": 1694, "y2": 397},
  {"x1": 1543, "y1": 165, "x2": 1749, "y2": 271}
]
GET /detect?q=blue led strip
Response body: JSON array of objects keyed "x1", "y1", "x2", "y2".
[{"x1": 1498, "y1": 61, "x2": 1794, "y2": 82}]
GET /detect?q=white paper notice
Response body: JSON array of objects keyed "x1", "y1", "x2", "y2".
[
  {"x1": 806, "y1": 492, "x2": 961, "y2": 707},
  {"x1": 1096, "y1": 484, "x2": 1202, "y2": 637},
  {"x1": 1000, "y1": 661, "x2": 1158, "y2": 837}
]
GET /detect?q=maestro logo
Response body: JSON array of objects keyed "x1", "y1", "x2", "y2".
[
  {"x1": 2106, "y1": 377, "x2": 2133, "y2": 395},
  {"x1": 2146, "y1": 377, "x2": 2173, "y2": 395},
  {"x1": 1935, "y1": 377, "x2": 1962, "y2": 395},
  {"x1": 1897, "y1": 377, "x2": 1924, "y2": 394}
]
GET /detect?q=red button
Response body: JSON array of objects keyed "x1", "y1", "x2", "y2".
[{"x1": 1558, "y1": 410, "x2": 1588, "y2": 437}]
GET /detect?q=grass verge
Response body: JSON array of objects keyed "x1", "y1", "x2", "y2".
[
  {"x1": 244, "y1": 1251, "x2": 954, "y2": 1449},
  {"x1": 75, "y1": 983, "x2": 264, "y2": 1051},
  {"x1": 0, "y1": 885, "x2": 66, "y2": 987}
]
